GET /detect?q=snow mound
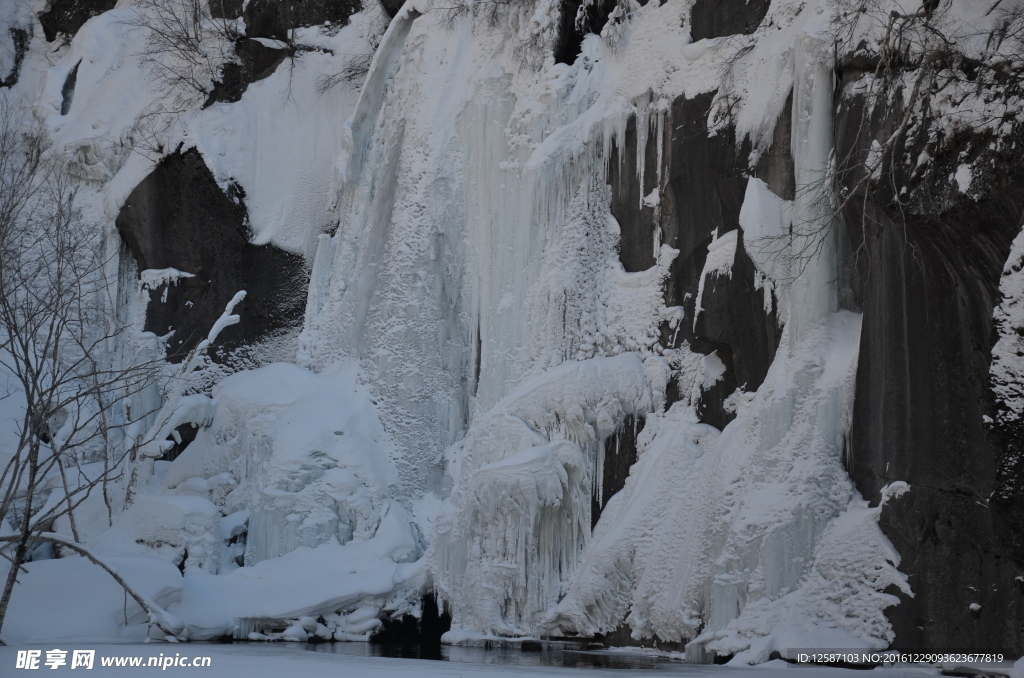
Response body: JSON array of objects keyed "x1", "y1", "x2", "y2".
[{"x1": 3, "y1": 555, "x2": 183, "y2": 644}]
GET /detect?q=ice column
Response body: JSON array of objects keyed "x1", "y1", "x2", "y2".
[{"x1": 788, "y1": 36, "x2": 838, "y2": 342}]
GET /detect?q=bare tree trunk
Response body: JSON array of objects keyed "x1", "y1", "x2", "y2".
[
  {"x1": 0, "y1": 440, "x2": 39, "y2": 636},
  {"x1": 56, "y1": 457, "x2": 80, "y2": 542}
]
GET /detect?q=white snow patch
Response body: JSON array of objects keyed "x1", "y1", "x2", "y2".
[
  {"x1": 739, "y1": 177, "x2": 792, "y2": 318},
  {"x1": 954, "y1": 163, "x2": 974, "y2": 195},
  {"x1": 693, "y1": 229, "x2": 738, "y2": 328},
  {"x1": 992, "y1": 225, "x2": 1024, "y2": 422}
]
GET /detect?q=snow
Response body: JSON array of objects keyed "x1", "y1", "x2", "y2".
[
  {"x1": 738, "y1": 178, "x2": 792, "y2": 317},
  {"x1": 693, "y1": 230, "x2": 738, "y2": 328},
  {"x1": 139, "y1": 268, "x2": 195, "y2": 291},
  {"x1": 0, "y1": 0, "x2": 32, "y2": 81},
  {"x1": 954, "y1": 164, "x2": 973, "y2": 195},
  {"x1": 170, "y1": 506, "x2": 423, "y2": 640},
  {"x1": 707, "y1": 0, "x2": 833, "y2": 154},
  {"x1": 546, "y1": 312, "x2": 902, "y2": 660},
  {"x1": 188, "y1": 22, "x2": 374, "y2": 258},
  {"x1": 1, "y1": 555, "x2": 183, "y2": 644},
  {"x1": 33, "y1": 8, "x2": 164, "y2": 194},
  {"x1": 88, "y1": 494, "x2": 222, "y2": 573},
  {"x1": 5, "y1": 358, "x2": 426, "y2": 641},
  {"x1": 992, "y1": 225, "x2": 1024, "y2": 422}
]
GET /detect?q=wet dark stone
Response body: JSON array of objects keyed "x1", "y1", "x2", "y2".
[
  {"x1": 205, "y1": 39, "x2": 289, "y2": 107},
  {"x1": 694, "y1": 236, "x2": 779, "y2": 392},
  {"x1": 693, "y1": 339, "x2": 739, "y2": 430},
  {"x1": 752, "y1": 94, "x2": 795, "y2": 201},
  {"x1": 379, "y1": 0, "x2": 405, "y2": 19},
  {"x1": 116, "y1": 148, "x2": 307, "y2": 362},
  {"x1": 243, "y1": 0, "x2": 362, "y2": 40},
  {"x1": 607, "y1": 91, "x2": 784, "y2": 426},
  {"x1": 372, "y1": 595, "x2": 451, "y2": 646},
  {"x1": 662, "y1": 91, "x2": 751, "y2": 353},
  {"x1": 836, "y1": 72, "x2": 1024, "y2": 654},
  {"x1": 554, "y1": 0, "x2": 620, "y2": 65},
  {"x1": 692, "y1": 240, "x2": 780, "y2": 429},
  {"x1": 593, "y1": 415, "x2": 645, "y2": 528},
  {"x1": 0, "y1": 28, "x2": 29, "y2": 88},
  {"x1": 608, "y1": 113, "x2": 660, "y2": 274},
  {"x1": 689, "y1": 0, "x2": 771, "y2": 41},
  {"x1": 160, "y1": 424, "x2": 199, "y2": 463},
  {"x1": 209, "y1": 0, "x2": 245, "y2": 19},
  {"x1": 60, "y1": 61, "x2": 79, "y2": 114},
  {"x1": 879, "y1": 490, "x2": 1021, "y2": 652},
  {"x1": 38, "y1": 0, "x2": 116, "y2": 42}
]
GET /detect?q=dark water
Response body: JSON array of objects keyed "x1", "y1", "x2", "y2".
[{"x1": 298, "y1": 642, "x2": 670, "y2": 670}]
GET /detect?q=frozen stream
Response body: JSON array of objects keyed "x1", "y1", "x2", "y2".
[{"x1": 0, "y1": 644, "x2": 997, "y2": 677}]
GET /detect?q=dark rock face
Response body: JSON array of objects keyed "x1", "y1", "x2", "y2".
[
  {"x1": 379, "y1": 0, "x2": 405, "y2": 19},
  {"x1": 0, "y1": 27, "x2": 29, "y2": 88},
  {"x1": 208, "y1": 0, "x2": 245, "y2": 19},
  {"x1": 608, "y1": 89, "x2": 784, "y2": 431},
  {"x1": 593, "y1": 415, "x2": 645, "y2": 528},
  {"x1": 372, "y1": 595, "x2": 452, "y2": 647},
  {"x1": 37, "y1": 0, "x2": 116, "y2": 43},
  {"x1": 205, "y1": 39, "x2": 288, "y2": 107},
  {"x1": 607, "y1": 114, "x2": 659, "y2": 274},
  {"x1": 689, "y1": 0, "x2": 771, "y2": 41},
  {"x1": 554, "y1": 0, "x2": 620, "y2": 65},
  {"x1": 836, "y1": 71, "x2": 1024, "y2": 652},
  {"x1": 640, "y1": 92, "x2": 781, "y2": 427},
  {"x1": 59, "y1": 61, "x2": 79, "y2": 113},
  {"x1": 116, "y1": 149, "x2": 307, "y2": 362},
  {"x1": 241, "y1": 0, "x2": 362, "y2": 40}
]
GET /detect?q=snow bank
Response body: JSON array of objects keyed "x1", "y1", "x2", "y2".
[
  {"x1": 162, "y1": 362, "x2": 401, "y2": 566},
  {"x1": 189, "y1": 22, "x2": 373, "y2": 258},
  {"x1": 3, "y1": 554, "x2": 182, "y2": 643},
  {"x1": 172, "y1": 503, "x2": 423, "y2": 640}
]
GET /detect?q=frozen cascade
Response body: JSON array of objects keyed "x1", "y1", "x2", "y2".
[
  {"x1": 295, "y1": 1, "x2": 689, "y2": 636},
  {"x1": 788, "y1": 36, "x2": 839, "y2": 344},
  {"x1": 300, "y1": 8, "x2": 678, "y2": 507},
  {"x1": 546, "y1": 35, "x2": 909, "y2": 659},
  {"x1": 432, "y1": 355, "x2": 669, "y2": 636}
]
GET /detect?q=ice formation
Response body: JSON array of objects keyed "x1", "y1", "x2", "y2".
[
  {"x1": 0, "y1": 0, "x2": 926, "y2": 657},
  {"x1": 432, "y1": 355, "x2": 668, "y2": 635}
]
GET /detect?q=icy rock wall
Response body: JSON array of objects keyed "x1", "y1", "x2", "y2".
[
  {"x1": 546, "y1": 312, "x2": 907, "y2": 663},
  {"x1": 542, "y1": 36, "x2": 907, "y2": 659},
  {"x1": 835, "y1": 12, "x2": 1024, "y2": 653},
  {"x1": 293, "y1": 0, "x2": 913, "y2": 651}
]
